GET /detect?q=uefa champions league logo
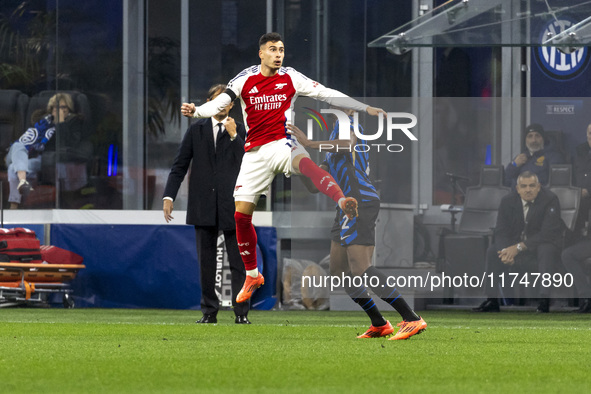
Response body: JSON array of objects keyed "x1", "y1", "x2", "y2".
[{"x1": 535, "y1": 18, "x2": 590, "y2": 80}]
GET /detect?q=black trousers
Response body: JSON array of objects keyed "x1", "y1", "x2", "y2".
[
  {"x1": 195, "y1": 226, "x2": 249, "y2": 316},
  {"x1": 561, "y1": 239, "x2": 591, "y2": 298},
  {"x1": 485, "y1": 242, "x2": 561, "y2": 298}
]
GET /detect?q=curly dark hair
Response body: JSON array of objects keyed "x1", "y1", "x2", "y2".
[{"x1": 259, "y1": 32, "x2": 282, "y2": 48}]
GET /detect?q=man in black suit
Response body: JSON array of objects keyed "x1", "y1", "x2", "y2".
[
  {"x1": 474, "y1": 171, "x2": 565, "y2": 313},
  {"x1": 573, "y1": 122, "x2": 591, "y2": 217},
  {"x1": 163, "y1": 84, "x2": 250, "y2": 324},
  {"x1": 561, "y1": 122, "x2": 591, "y2": 313}
]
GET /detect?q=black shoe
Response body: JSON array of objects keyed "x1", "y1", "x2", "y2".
[
  {"x1": 235, "y1": 315, "x2": 251, "y2": 324},
  {"x1": 577, "y1": 298, "x2": 591, "y2": 313},
  {"x1": 536, "y1": 298, "x2": 550, "y2": 313},
  {"x1": 17, "y1": 179, "x2": 33, "y2": 197},
  {"x1": 195, "y1": 314, "x2": 217, "y2": 324},
  {"x1": 473, "y1": 299, "x2": 500, "y2": 312}
]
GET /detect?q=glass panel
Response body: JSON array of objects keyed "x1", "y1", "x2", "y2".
[
  {"x1": 291, "y1": 97, "x2": 414, "y2": 211},
  {"x1": 0, "y1": 1, "x2": 124, "y2": 209},
  {"x1": 276, "y1": 0, "x2": 413, "y2": 214},
  {"x1": 182, "y1": 0, "x2": 267, "y2": 212},
  {"x1": 289, "y1": 96, "x2": 416, "y2": 307},
  {"x1": 54, "y1": 2, "x2": 124, "y2": 209},
  {"x1": 368, "y1": 0, "x2": 591, "y2": 53},
  {"x1": 146, "y1": 0, "x2": 181, "y2": 210},
  {"x1": 188, "y1": 0, "x2": 267, "y2": 100},
  {"x1": 433, "y1": 98, "x2": 494, "y2": 206},
  {"x1": 290, "y1": 96, "x2": 591, "y2": 300}
]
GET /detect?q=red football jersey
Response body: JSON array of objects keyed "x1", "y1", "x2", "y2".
[{"x1": 227, "y1": 65, "x2": 366, "y2": 151}]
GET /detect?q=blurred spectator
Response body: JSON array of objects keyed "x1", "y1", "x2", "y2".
[
  {"x1": 504, "y1": 124, "x2": 565, "y2": 188},
  {"x1": 559, "y1": 122, "x2": 591, "y2": 314},
  {"x1": 50, "y1": 93, "x2": 92, "y2": 197},
  {"x1": 572, "y1": 122, "x2": 591, "y2": 222},
  {"x1": 4, "y1": 93, "x2": 76, "y2": 208}
]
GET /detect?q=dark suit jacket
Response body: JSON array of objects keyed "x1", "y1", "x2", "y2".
[
  {"x1": 163, "y1": 118, "x2": 246, "y2": 230},
  {"x1": 494, "y1": 187, "x2": 564, "y2": 250},
  {"x1": 573, "y1": 142, "x2": 591, "y2": 191},
  {"x1": 570, "y1": 142, "x2": 591, "y2": 239}
]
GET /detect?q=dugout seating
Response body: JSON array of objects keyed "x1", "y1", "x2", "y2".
[
  {"x1": 548, "y1": 164, "x2": 581, "y2": 236},
  {"x1": 0, "y1": 90, "x2": 30, "y2": 204},
  {"x1": 544, "y1": 130, "x2": 568, "y2": 162},
  {"x1": 0, "y1": 89, "x2": 94, "y2": 209},
  {"x1": 547, "y1": 164, "x2": 587, "y2": 302},
  {"x1": 442, "y1": 165, "x2": 511, "y2": 296},
  {"x1": 0, "y1": 90, "x2": 29, "y2": 156},
  {"x1": 20, "y1": 90, "x2": 93, "y2": 208},
  {"x1": 26, "y1": 90, "x2": 93, "y2": 184}
]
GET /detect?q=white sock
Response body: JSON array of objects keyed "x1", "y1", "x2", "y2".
[{"x1": 246, "y1": 269, "x2": 259, "y2": 278}]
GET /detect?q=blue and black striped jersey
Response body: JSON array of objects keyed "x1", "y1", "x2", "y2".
[{"x1": 323, "y1": 118, "x2": 379, "y2": 203}]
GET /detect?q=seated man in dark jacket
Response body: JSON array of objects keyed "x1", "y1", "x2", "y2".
[
  {"x1": 572, "y1": 122, "x2": 591, "y2": 220},
  {"x1": 504, "y1": 124, "x2": 564, "y2": 188},
  {"x1": 561, "y1": 122, "x2": 591, "y2": 313},
  {"x1": 475, "y1": 171, "x2": 565, "y2": 313}
]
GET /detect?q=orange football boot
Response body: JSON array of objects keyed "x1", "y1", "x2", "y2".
[
  {"x1": 357, "y1": 320, "x2": 394, "y2": 338},
  {"x1": 389, "y1": 317, "x2": 427, "y2": 340},
  {"x1": 236, "y1": 273, "x2": 264, "y2": 303}
]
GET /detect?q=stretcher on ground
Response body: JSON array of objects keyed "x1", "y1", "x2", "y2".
[
  {"x1": 0, "y1": 183, "x2": 85, "y2": 307},
  {"x1": 0, "y1": 261, "x2": 85, "y2": 308}
]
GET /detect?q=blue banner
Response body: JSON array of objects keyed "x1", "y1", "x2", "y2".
[{"x1": 50, "y1": 224, "x2": 277, "y2": 310}]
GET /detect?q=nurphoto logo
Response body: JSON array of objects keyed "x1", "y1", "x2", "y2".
[{"x1": 304, "y1": 108, "x2": 418, "y2": 153}]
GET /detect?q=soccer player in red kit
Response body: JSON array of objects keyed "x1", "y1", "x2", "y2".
[{"x1": 181, "y1": 32, "x2": 386, "y2": 303}]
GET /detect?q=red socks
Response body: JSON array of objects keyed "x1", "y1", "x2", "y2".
[
  {"x1": 234, "y1": 211, "x2": 258, "y2": 271},
  {"x1": 298, "y1": 157, "x2": 344, "y2": 203}
]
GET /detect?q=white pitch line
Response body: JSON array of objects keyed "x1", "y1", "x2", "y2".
[{"x1": 2, "y1": 321, "x2": 591, "y2": 331}]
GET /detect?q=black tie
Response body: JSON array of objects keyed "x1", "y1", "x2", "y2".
[
  {"x1": 522, "y1": 202, "x2": 532, "y2": 241},
  {"x1": 524, "y1": 201, "x2": 532, "y2": 219},
  {"x1": 215, "y1": 123, "x2": 224, "y2": 146}
]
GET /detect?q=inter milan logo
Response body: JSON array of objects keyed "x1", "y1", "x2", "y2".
[
  {"x1": 535, "y1": 18, "x2": 590, "y2": 80},
  {"x1": 19, "y1": 128, "x2": 39, "y2": 145}
]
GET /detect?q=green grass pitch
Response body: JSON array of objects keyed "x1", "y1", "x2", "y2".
[{"x1": 1, "y1": 308, "x2": 589, "y2": 393}]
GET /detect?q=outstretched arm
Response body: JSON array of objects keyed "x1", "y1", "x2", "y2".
[
  {"x1": 366, "y1": 106, "x2": 387, "y2": 117},
  {"x1": 180, "y1": 92, "x2": 233, "y2": 118},
  {"x1": 312, "y1": 86, "x2": 386, "y2": 117},
  {"x1": 288, "y1": 68, "x2": 386, "y2": 117}
]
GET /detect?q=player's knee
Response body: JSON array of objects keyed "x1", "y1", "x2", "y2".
[
  {"x1": 329, "y1": 263, "x2": 347, "y2": 276},
  {"x1": 234, "y1": 211, "x2": 252, "y2": 227}
]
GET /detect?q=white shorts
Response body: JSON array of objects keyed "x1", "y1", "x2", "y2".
[{"x1": 233, "y1": 138, "x2": 309, "y2": 203}]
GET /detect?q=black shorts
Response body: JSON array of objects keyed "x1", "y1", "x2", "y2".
[{"x1": 331, "y1": 200, "x2": 380, "y2": 246}]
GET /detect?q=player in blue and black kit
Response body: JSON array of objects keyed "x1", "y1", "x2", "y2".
[{"x1": 287, "y1": 109, "x2": 427, "y2": 340}]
